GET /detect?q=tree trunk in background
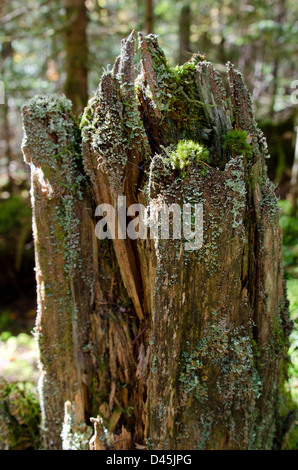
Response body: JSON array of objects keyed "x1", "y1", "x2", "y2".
[
  {"x1": 269, "y1": 0, "x2": 286, "y2": 118},
  {"x1": 178, "y1": 3, "x2": 191, "y2": 64},
  {"x1": 1, "y1": 104, "x2": 15, "y2": 194},
  {"x1": 22, "y1": 33, "x2": 295, "y2": 450},
  {"x1": 145, "y1": 0, "x2": 154, "y2": 35},
  {"x1": 0, "y1": 34, "x2": 16, "y2": 194},
  {"x1": 290, "y1": 126, "x2": 298, "y2": 216},
  {"x1": 64, "y1": 0, "x2": 88, "y2": 116}
]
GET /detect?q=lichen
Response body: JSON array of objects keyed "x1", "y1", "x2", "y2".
[
  {"x1": 22, "y1": 94, "x2": 87, "y2": 279},
  {"x1": 137, "y1": 34, "x2": 208, "y2": 140},
  {"x1": 224, "y1": 157, "x2": 247, "y2": 231},
  {"x1": 61, "y1": 403, "x2": 92, "y2": 450}
]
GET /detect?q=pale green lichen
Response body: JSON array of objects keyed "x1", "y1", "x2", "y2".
[
  {"x1": 225, "y1": 157, "x2": 247, "y2": 230},
  {"x1": 179, "y1": 313, "x2": 263, "y2": 448},
  {"x1": 61, "y1": 407, "x2": 92, "y2": 450},
  {"x1": 80, "y1": 65, "x2": 150, "y2": 195},
  {"x1": 22, "y1": 94, "x2": 87, "y2": 279}
]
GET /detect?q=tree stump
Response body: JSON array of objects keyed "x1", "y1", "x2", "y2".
[{"x1": 22, "y1": 32, "x2": 295, "y2": 450}]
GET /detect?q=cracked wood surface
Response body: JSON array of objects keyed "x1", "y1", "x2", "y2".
[{"x1": 22, "y1": 33, "x2": 293, "y2": 450}]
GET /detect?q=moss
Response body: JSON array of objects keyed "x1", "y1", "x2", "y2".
[
  {"x1": 282, "y1": 416, "x2": 298, "y2": 449},
  {"x1": 251, "y1": 339, "x2": 264, "y2": 368},
  {"x1": 223, "y1": 129, "x2": 253, "y2": 160},
  {"x1": 0, "y1": 379, "x2": 40, "y2": 450},
  {"x1": 169, "y1": 140, "x2": 209, "y2": 171},
  {"x1": 159, "y1": 64, "x2": 207, "y2": 135},
  {"x1": 137, "y1": 35, "x2": 208, "y2": 140},
  {"x1": 273, "y1": 321, "x2": 287, "y2": 353},
  {"x1": 276, "y1": 371, "x2": 298, "y2": 450}
]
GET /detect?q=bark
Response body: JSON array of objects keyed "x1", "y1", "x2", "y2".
[
  {"x1": 22, "y1": 33, "x2": 295, "y2": 450},
  {"x1": 22, "y1": 96, "x2": 95, "y2": 449},
  {"x1": 178, "y1": 3, "x2": 191, "y2": 64},
  {"x1": 269, "y1": 0, "x2": 286, "y2": 118},
  {"x1": 64, "y1": 0, "x2": 88, "y2": 116},
  {"x1": 0, "y1": 34, "x2": 17, "y2": 193},
  {"x1": 1, "y1": 104, "x2": 16, "y2": 193},
  {"x1": 145, "y1": 0, "x2": 154, "y2": 35}
]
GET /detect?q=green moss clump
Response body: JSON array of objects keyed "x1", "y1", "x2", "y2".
[
  {"x1": 223, "y1": 129, "x2": 253, "y2": 159},
  {"x1": 170, "y1": 140, "x2": 209, "y2": 171},
  {"x1": 172, "y1": 62, "x2": 197, "y2": 81},
  {"x1": 138, "y1": 36, "x2": 207, "y2": 138},
  {"x1": 0, "y1": 379, "x2": 40, "y2": 450}
]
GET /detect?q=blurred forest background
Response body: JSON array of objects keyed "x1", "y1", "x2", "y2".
[{"x1": 0, "y1": 0, "x2": 297, "y2": 449}]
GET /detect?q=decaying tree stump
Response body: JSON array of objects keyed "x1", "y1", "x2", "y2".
[{"x1": 22, "y1": 32, "x2": 295, "y2": 450}]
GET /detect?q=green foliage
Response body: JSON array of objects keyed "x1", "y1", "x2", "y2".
[
  {"x1": 279, "y1": 200, "x2": 298, "y2": 278},
  {"x1": 223, "y1": 129, "x2": 253, "y2": 159},
  {"x1": 0, "y1": 196, "x2": 31, "y2": 235},
  {"x1": 140, "y1": 42, "x2": 208, "y2": 140},
  {"x1": 0, "y1": 379, "x2": 40, "y2": 450},
  {"x1": 287, "y1": 279, "x2": 298, "y2": 405},
  {"x1": 170, "y1": 140, "x2": 209, "y2": 170},
  {"x1": 0, "y1": 195, "x2": 33, "y2": 284},
  {"x1": 0, "y1": 333, "x2": 40, "y2": 449},
  {"x1": 278, "y1": 198, "x2": 298, "y2": 415},
  {"x1": 172, "y1": 62, "x2": 197, "y2": 78},
  {"x1": 0, "y1": 310, "x2": 14, "y2": 332},
  {"x1": 0, "y1": 332, "x2": 39, "y2": 384},
  {"x1": 282, "y1": 421, "x2": 298, "y2": 450}
]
